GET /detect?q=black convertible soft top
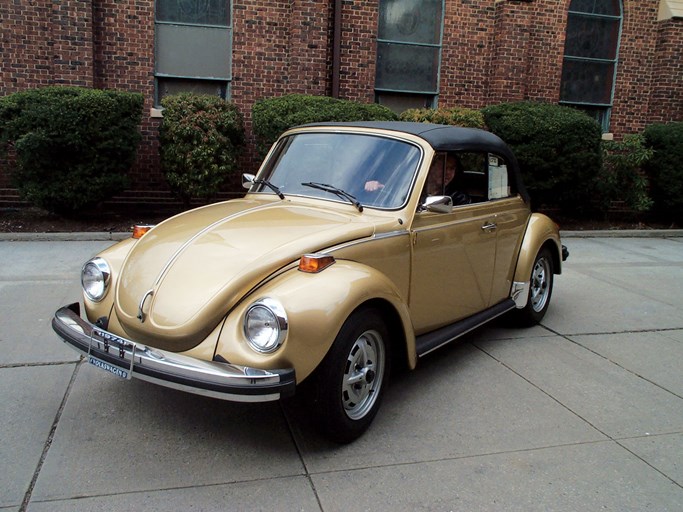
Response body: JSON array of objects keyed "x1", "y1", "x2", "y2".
[{"x1": 303, "y1": 121, "x2": 530, "y2": 203}]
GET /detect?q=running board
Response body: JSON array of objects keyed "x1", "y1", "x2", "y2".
[{"x1": 415, "y1": 299, "x2": 516, "y2": 358}]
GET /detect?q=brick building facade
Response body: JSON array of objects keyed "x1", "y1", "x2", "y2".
[{"x1": 1, "y1": 0, "x2": 681, "y2": 207}]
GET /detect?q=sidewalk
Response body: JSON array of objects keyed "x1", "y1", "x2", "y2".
[{"x1": 1, "y1": 236, "x2": 682, "y2": 511}]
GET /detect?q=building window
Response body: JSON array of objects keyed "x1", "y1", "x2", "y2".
[
  {"x1": 560, "y1": 0, "x2": 622, "y2": 131},
  {"x1": 375, "y1": 0, "x2": 444, "y2": 113},
  {"x1": 154, "y1": 0, "x2": 232, "y2": 106}
]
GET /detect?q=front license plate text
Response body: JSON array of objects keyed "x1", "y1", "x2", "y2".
[{"x1": 88, "y1": 356, "x2": 129, "y2": 379}]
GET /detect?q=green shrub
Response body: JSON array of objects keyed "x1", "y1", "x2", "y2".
[
  {"x1": 399, "y1": 106, "x2": 485, "y2": 128},
  {"x1": 252, "y1": 94, "x2": 397, "y2": 158},
  {"x1": 482, "y1": 101, "x2": 603, "y2": 213},
  {"x1": 642, "y1": 122, "x2": 683, "y2": 223},
  {"x1": 159, "y1": 93, "x2": 244, "y2": 205},
  {"x1": 0, "y1": 86, "x2": 143, "y2": 214},
  {"x1": 597, "y1": 134, "x2": 653, "y2": 214}
]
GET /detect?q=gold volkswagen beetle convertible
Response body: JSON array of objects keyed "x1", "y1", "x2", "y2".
[{"x1": 53, "y1": 122, "x2": 568, "y2": 442}]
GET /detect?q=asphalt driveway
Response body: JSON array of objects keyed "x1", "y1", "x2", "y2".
[{"x1": 1, "y1": 235, "x2": 682, "y2": 511}]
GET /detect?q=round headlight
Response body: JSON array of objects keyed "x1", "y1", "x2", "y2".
[
  {"x1": 81, "y1": 258, "x2": 111, "y2": 302},
  {"x1": 244, "y1": 298, "x2": 288, "y2": 353}
]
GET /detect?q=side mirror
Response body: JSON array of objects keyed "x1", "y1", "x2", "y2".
[
  {"x1": 242, "y1": 173, "x2": 256, "y2": 190},
  {"x1": 422, "y1": 195, "x2": 453, "y2": 213}
]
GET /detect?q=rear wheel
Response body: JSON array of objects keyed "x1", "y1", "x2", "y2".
[
  {"x1": 313, "y1": 308, "x2": 389, "y2": 443},
  {"x1": 513, "y1": 248, "x2": 554, "y2": 326}
]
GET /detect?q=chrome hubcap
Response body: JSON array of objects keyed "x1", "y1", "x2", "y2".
[
  {"x1": 530, "y1": 257, "x2": 551, "y2": 312},
  {"x1": 342, "y1": 329, "x2": 385, "y2": 420}
]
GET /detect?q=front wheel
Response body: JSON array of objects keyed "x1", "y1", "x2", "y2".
[
  {"x1": 313, "y1": 308, "x2": 389, "y2": 443},
  {"x1": 512, "y1": 248, "x2": 554, "y2": 326}
]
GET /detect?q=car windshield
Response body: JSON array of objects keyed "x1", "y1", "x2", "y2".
[{"x1": 257, "y1": 132, "x2": 422, "y2": 209}]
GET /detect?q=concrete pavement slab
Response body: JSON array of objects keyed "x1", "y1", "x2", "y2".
[
  {"x1": 475, "y1": 335, "x2": 683, "y2": 438},
  {"x1": 0, "y1": 282, "x2": 81, "y2": 365},
  {"x1": 661, "y1": 329, "x2": 683, "y2": 343},
  {"x1": 544, "y1": 238, "x2": 683, "y2": 335},
  {"x1": 590, "y1": 237, "x2": 683, "y2": 262},
  {"x1": 289, "y1": 340, "x2": 605, "y2": 474},
  {"x1": 0, "y1": 364, "x2": 76, "y2": 509},
  {"x1": 620, "y1": 433, "x2": 683, "y2": 486},
  {"x1": 0, "y1": 241, "x2": 114, "y2": 281},
  {"x1": 27, "y1": 475, "x2": 320, "y2": 512},
  {"x1": 31, "y1": 364, "x2": 305, "y2": 502},
  {"x1": 560, "y1": 237, "x2": 683, "y2": 264},
  {"x1": 311, "y1": 441, "x2": 683, "y2": 512},
  {"x1": 1, "y1": 236, "x2": 681, "y2": 510},
  {"x1": 570, "y1": 331, "x2": 683, "y2": 397},
  {"x1": 541, "y1": 266, "x2": 683, "y2": 334}
]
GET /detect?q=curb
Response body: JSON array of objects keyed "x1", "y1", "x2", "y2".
[
  {"x1": 560, "y1": 229, "x2": 683, "y2": 238},
  {"x1": 1, "y1": 230, "x2": 682, "y2": 242}
]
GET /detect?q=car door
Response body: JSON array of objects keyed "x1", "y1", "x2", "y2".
[
  {"x1": 408, "y1": 152, "x2": 497, "y2": 335},
  {"x1": 485, "y1": 153, "x2": 529, "y2": 304}
]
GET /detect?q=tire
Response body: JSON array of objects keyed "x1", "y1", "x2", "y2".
[
  {"x1": 513, "y1": 248, "x2": 554, "y2": 326},
  {"x1": 313, "y1": 308, "x2": 389, "y2": 443}
]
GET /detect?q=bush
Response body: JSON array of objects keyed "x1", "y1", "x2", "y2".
[
  {"x1": 597, "y1": 134, "x2": 653, "y2": 215},
  {"x1": 159, "y1": 94, "x2": 244, "y2": 205},
  {"x1": 399, "y1": 106, "x2": 485, "y2": 128},
  {"x1": 482, "y1": 101, "x2": 603, "y2": 213},
  {"x1": 252, "y1": 94, "x2": 397, "y2": 158},
  {"x1": 0, "y1": 86, "x2": 143, "y2": 214},
  {"x1": 642, "y1": 122, "x2": 683, "y2": 223}
]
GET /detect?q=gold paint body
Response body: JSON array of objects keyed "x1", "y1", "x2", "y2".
[{"x1": 82, "y1": 125, "x2": 562, "y2": 384}]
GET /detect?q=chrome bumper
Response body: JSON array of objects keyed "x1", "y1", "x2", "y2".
[{"x1": 52, "y1": 304, "x2": 296, "y2": 403}]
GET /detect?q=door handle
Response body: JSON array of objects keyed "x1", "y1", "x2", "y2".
[{"x1": 481, "y1": 222, "x2": 497, "y2": 233}]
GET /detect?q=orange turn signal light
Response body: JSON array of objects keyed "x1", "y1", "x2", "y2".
[
  {"x1": 298, "y1": 254, "x2": 335, "y2": 273},
  {"x1": 132, "y1": 225, "x2": 155, "y2": 239}
]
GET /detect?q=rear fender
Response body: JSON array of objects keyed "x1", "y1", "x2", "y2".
[
  {"x1": 216, "y1": 260, "x2": 416, "y2": 383},
  {"x1": 512, "y1": 214, "x2": 562, "y2": 307}
]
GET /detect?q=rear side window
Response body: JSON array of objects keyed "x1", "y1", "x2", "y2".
[
  {"x1": 454, "y1": 152, "x2": 515, "y2": 202},
  {"x1": 424, "y1": 151, "x2": 516, "y2": 205}
]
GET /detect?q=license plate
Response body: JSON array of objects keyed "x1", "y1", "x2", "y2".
[
  {"x1": 88, "y1": 355, "x2": 130, "y2": 379},
  {"x1": 88, "y1": 327, "x2": 136, "y2": 380}
]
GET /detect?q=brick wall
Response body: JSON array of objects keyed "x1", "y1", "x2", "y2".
[
  {"x1": 1, "y1": 0, "x2": 681, "y2": 207},
  {"x1": 337, "y1": 0, "x2": 378, "y2": 103},
  {"x1": 649, "y1": 18, "x2": 683, "y2": 124},
  {"x1": 0, "y1": 0, "x2": 94, "y2": 91},
  {"x1": 439, "y1": 0, "x2": 496, "y2": 108},
  {"x1": 92, "y1": 0, "x2": 160, "y2": 195},
  {"x1": 609, "y1": 0, "x2": 660, "y2": 136}
]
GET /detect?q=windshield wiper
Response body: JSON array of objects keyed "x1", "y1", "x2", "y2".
[
  {"x1": 254, "y1": 178, "x2": 285, "y2": 200},
  {"x1": 301, "y1": 182, "x2": 363, "y2": 212}
]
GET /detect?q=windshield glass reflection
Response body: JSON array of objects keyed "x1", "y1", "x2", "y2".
[{"x1": 259, "y1": 132, "x2": 422, "y2": 209}]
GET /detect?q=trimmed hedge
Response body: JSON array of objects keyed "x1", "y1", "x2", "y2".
[
  {"x1": 252, "y1": 94, "x2": 397, "y2": 158},
  {"x1": 0, "y1": 86, "x2": 143, "y2": 214},
  {"x1": 482, "y1": 101, "x2": 603, "y2": 213},
  {"x1": 399, "y1": 106, "x2": 485, "y2": 128},
  {"x1": 159, "y1": 93, "x2": 244, "y2": 205},
  {"x1": 598, "y1": 134, "x2": 653, "y2": 215},
  {"x1": 642, "y1": 122, "x2": 683, "y2": 223}
]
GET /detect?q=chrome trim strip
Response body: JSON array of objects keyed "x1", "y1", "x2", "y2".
[
  {"x1": 52, "y1": 304, "x2": 295, "y2": 403},
  {"x1": 511, "y1": 281, "x2": 530, "y2": 309}
]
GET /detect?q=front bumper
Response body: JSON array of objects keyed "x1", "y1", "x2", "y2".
[{"x1": 52, "y1": 303, "x2": 296, "y2": 402}]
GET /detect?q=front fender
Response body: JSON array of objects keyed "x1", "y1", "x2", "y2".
[
  {"x1": 83, "y1": 238, "x2": 138, "y2": 323},
  {"x1": 513, "y1": 213, "x2": 563, "y2": 285},
  {"x1": 215, "y1": 260, "x2": 415, "y2": 383}
]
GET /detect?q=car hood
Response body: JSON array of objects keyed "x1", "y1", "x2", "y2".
[{"x1": 114, "y1": 199, "x2": 376, "y2": 350}]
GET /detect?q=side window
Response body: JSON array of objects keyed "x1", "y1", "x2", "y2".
[
  {"x1": 487, "y1": 154, "x2": 512, "y2": 200},
  {"x1": 424, "y1": 151, "x2": 516, "y2": 205}
]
